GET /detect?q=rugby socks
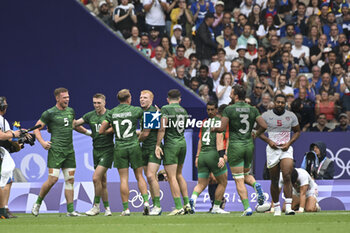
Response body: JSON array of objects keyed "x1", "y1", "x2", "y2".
[
  {"x1": 122, "y1": 202, "x2": 128, "y2": 211},
  {"x1": 67, "y1": 203, "x2": 74, "y2": 213},
  {"x1": 174, "y1": 197, "x2": 183, "y2": 210},
  {"x1": 252, "y1": 182, "x2": 257, "y2": 191},
  {"x1": 103, "y1": 201, "x2": 110, "y2": 208},
  {"x1": 242, "y1": 199, "x2": 250, "y2": 210},
  {"x1": 274, "y1": 202, "x2": 281, "y2": 212},
  {"x1": 153, "y1": 196, "x2": 161, "y2": 208},
  {"x1": 36, "y1": 196, "x2": 43, "y2": 205},
  {"x1": 213, "y1": 200, "x2": 222, "y2": 209},
  {"x1": 94, "y1": 196, "x2": 101, "y2": 204},
  {"x1": 183, "y1": 196, "x2": 189, "y2": 205},
  {"x1": 285, "y1": 198, "x2": 292, "y2": 212},
  {"x1": 191, "y1": 191, "x2": 199, "y2": 206},
  {"x1": 142, "y1": 194, "x2": 149, "y2": 204}
]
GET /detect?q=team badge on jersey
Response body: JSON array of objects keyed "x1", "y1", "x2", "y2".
[{"x1": 144, "y1": 111, "x2": 161, "y2": 129}]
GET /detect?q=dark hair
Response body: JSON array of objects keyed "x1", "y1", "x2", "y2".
[
  {"x1": 176, "y1": 44, "x2": 186, "y2": 51},
  {"x1": 189, "y1": 53, "x2": 198, "y2": 60},
  {"x1": 168, "y1": 89, "x2": 181, "y2": 100},
  {"x1": 291, "y1": 169, "x2": 298, "y2": 184},
  {"x1": 233, "y1": 85, "x2": 246, "y2": 100},
  {"x1": 199, "y1": 65, "x2": 209, "y2": 72},
  {"x1": 317, "y1": 113, "x2": 326, "y2": 119},
  {"x1": 161, "y1": 36, "x2": 173, "y2": 55},
  {"x1": 0, "y1": 96, "x2": 7, "y2": 111},
  {"x1": 274, "y1": 93, "x2": 286, "y2": 101},
  {"x1": 207, "y1": 100, "x2": 218, "y2": 108},
  {"x1": 219, "y1": 72, "x2": 232, "y2": 86},
  {"x1": 298, "y1": 2, "x2": 306, "y2": 8},
  {"x1": 218, "y1": 104, "x2": 227, "y2": 114},
  {"x1": 217, "y1": 48, "x2": 226, "y2": 54},
  {"x1": 191, "y1": 77, "x2": 200, "y2": 83}
]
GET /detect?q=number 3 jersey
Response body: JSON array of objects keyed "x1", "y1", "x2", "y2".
[
  {"x1": 262, "y1": 110, "x2": 298, "y2": 145},
  {"x1": 40, "y1": 106, "x2": 75, "y2": 155},
  {"x1": 82, "y1": 109, "x2": 114, "y2": 149},
  {"x1": 105, "y1": 104, "x2": 143, "y2": 148},
  {"x1": 222, "y1": 101, "x2": 260, "y2": 143}
]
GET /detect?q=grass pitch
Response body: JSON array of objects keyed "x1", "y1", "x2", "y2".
[{"x1": 1, "y1": 211, "x2": 349, "y2": 233}]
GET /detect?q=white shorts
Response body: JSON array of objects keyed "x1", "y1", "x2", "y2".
[
  {"x1": 293, "y1": 188, "x2": 318, "y2": 198},
  {"x1": 266, "y1": 145, "x2": 294, "y2": 169}
]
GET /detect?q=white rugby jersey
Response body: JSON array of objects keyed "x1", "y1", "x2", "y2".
[
  {"x1": 262, "y1": 109, "x2": 299, "y2": 145},
  {"x1": 279, "y1": 168, "x2": 317, "y2": 194}
]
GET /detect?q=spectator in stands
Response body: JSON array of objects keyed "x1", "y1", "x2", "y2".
[
  {"x1": 276, "y1": 51, "x2": 295, "y2": 79},
  {"x1": 236, "y1": 45, "x2": 251, "y2": 71},
  {"x1": 234, "y1": 13, "x2": 247, "y2": 36},
  {"x1": 309, "y1": 113, "x2": 331, "y2": 132},
  {"x1": 340, "y1": 40, "x2": 350, "y2": 64},
  {"x1": 212, "y1": 1, "x2": 225, "y2": 37},
  {"x1": 136, "y1": 32, "x2": 155, "y2": 58},
  {"x1": 310, "y1": 34, "x2": 328, "y2": 67},
  {"x1": 259, "y1": 72, "x2": 275, "y2": 97},
  {"x1": 248, "y1": 4, "x2": 261, "y2": 32},
  {"x1": 164, "y1": 56, "x2": 176, "y2": 77},
  {"x1": 306, "y1": 0, "x2": 320, "y2": 17},
  {"x1": 309, "y1": 65, "x2": 322, "y2": 91},
  {"x1": 256, "y1": 13, "x2": 275, "y2": 41},
  {"x1": 133, "y1": 0, "x2": 147, "y2": 32},
  {"x1": 321, "y1": 51, "x2": 338, "y2": 76},
  {"x1": 301, "y1": 141, "x2": 334, "y2": 180},
  {"x1": 195, "y1": 13, "x2": 218, "y2": 66},
  {"x1": 170, "y1": 0, "x2": 194, "y2": 38},
  {"x1": 286, "y1": 93, "x2": 295, "y2": 111},
  {"x1": 97, "y1": 1, "x2": 113, "y2": 27},
  {"x1": 306, "y1": 14, "x2": 322, "y2": 37},
  {"x1": 174, "y1": 44, "x2": 190, "y2": 68},
  {"x1": 343, "y1": 7, "x2": 350, "y2": 38},
  {"x1": 319, "y1": 3, "x2": 330, "y2": 25},
  {"x1": 198, "y1": 65, "x2": 214, "y2": 94},
  {"x1": 216, "y1": 24, "x2": 233, "y2": 48},
  {"x1": 143, "y1": 0, "x2": 168, "y2": 35},
  {"x1": 240, "y1": 0, "x2": 253, "y2": 17},
  {"x1": 268, "y1": 67, "x2": 279, "y2": 89},
  {"x1": 224, "y1": 35, "x2": 238, "y2": 61},
  {"x1": 126, "y1": 25, "x2": 140, "y2": 46},
  {"x1": 340, "y1": 73, "x2": 350, "y2": 119},
  {"x1": 199, "y1": 84, "x2": 215, "y2": 103},
  {"x1": 151, "y1": 45, "x2": 167, "y2": 69},
  {"x1": 333, "y1": 113, "x2": 350, "y2": 131},
  {"x1": 303, "y1": 25, "x2": 320, "y2": 49},
  {"x1": 210, "y1": 48, "x2": 231, "y2": 91},
  {"x1": 288, "y1": 68, "x2": 298, "y2": 88},
  {"x1": 216, "y1": 72, "x2": 233, "y2": 107},
  {"x1": 170, "y1": 24, "x2": 183, "y2": 47},
  {"x1": 160, "y1": 36, "x2": 174, "y2": 58},
  {"x1": 187, "y1": 53, "x2": 200, "y2": 78},
  {"x1": 249, "y1": 82, "x2": 264, "y2": 106},
  {"x1": 253, "y1": 46, "x2": 272, "y2": 70},
  {"x1": 261, "y1": 0, "x2": 278, "y2": 19},
  {"x1": 164, "y1": 0, "x2": 177, "y2": 37},
  {"x1": 149, "y1": 26, "x2": 161, "y2": 48},
  {"x1": 315, "y1": 90, "x2": 337, "y2": 123},
  {"x1": 294, "y1": 75, "x2": 316, "y2": 102},
  {"x1": 328, "y1": 23, "x2": 341, "y2": 48},
  {"x1": 323, "y1": 12, "x2": 343, "y2": 40},
  {"x1": 280, "y1": 23, "x2": 296, "y2": 46},
  {"x1": 316, "y1": 72, "x2": 339, "y2": 102},
  {"x1": 191, "y1": 0, "x2": 215, "y2": 29},
  {"x1": 245, "y1": 63, "x2": 259, "y2": 97},
  {"x1": 332, "y1": 63, "x2": 344, "y2": 91},
  {"x1": 274, "y1": 74, "x2": 294, "y2": 96},
  {"x1": 238, "y1": 24, "x2": 256, "y2": 48},
  {"x1": 113, "y1": 0, "x2": 137, "y2": 39},
  {"x1": 245, "y1": 38, "x2": 258, "y2": 62},
  {"x1": 268, "y1": 35, "x2": 282, "y2": 64},
  {"x1": 222, "y1": 11, "x2": 234, "y2": 30},
  {"x1": 183, "y1": 37, "x2": 196, "y2": 59},
  {"x1": 189, "y1": 77, "x2": 200, "y2": 93},
  {"x1": 295, "y1": 2, "x2": 307, "y2": 36},
  {"x1": 291, "y1": 93, "x2": 314, "y2": 132},
  {"x1": 257, "y1": 93, "x2": 273, "y2": 114},
  {"x1": 174, "y1": 65, "x2": 187, "y2": 85},
  {"x1": 231, "y1": 60, "x2": 247, "y2": 86},
  {"x1": 291, "y1": 34, "x2": 310, "y2": 73}
]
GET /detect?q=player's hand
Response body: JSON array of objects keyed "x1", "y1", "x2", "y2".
[
  {"x1": 155, "y1": 145, "x2": 163, "y2": 159},
  {"x1": 136, "y1": 130, "x2": 141, "y2": 136},
  {"x1": 218, "y1": 157, "x2": 225, "y2": 168},
  {"x1": 224, "y1": 154, "x2": 227, "y2": 163},
  {"x1": 195, "y1": 157, "x2": 198, "y2": 167},
  {"x1": 279, "y1": 143, "x2": 290, "y2": 151},
  {"x1": 41, "y1": 141, "x2": 51, "y2": 150},
  {"x1": 12, "y1": 130, "x2": 21, "y2": 138},
  {"x1": 268, "y1": 140, "x2": 278, "y2": 149}
]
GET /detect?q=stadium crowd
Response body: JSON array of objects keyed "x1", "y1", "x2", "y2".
[{"x1": 82, "y1": 0, "x2": 350, "y2": 132}]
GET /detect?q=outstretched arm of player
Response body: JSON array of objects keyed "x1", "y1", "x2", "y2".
[
  {"x1": 155, "y1": 117, "x2": 167, "y2": 159},
  {"x1": 33, "y1": 120, "x2": 51, "y2": 150},
  {"x1": 216, "y1": 133, "x2": 225, "y2": 169},
  {"x1": 211, "y1": 116, "x2": 229, "y2": 133},
  {"x1": 139, "y1": 128, "x2": 151, "y2": 142},
  {"x1": 99, "y1": 120, "x2": 110, "y2": 135},
  {"x1": 254, "y1": 116, "x2": 267, "y2": 138},
  {"x1": 73, "y1": 118, "x2": 92, "y2": 136},
  {"x1": 297, "y1": 185, "x2": 308, "y2": 213},
  {"x1": 280, "y1": 125, "x2": 301, "y2": 151}
]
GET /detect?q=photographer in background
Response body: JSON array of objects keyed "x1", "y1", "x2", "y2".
[
  {"x1": 0, "y1": 96, "x2": 24, "y2": 219},
  {"x1": 300, "y1": 141, "x2": 334, "y2": 180}
]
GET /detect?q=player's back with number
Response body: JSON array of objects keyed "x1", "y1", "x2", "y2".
[
  {"x1": 161, "y1": 103, "x2": 188, "y2": 144},
  {"x1": 107, "y1": 104, "x2": 143, "y2": 147},
  {"x1": 40, "y1": 106, "x2": 75, "y2": 153},
  {"x1": 200, "y1": 117, "x2": 221, "y2": 151},
  {"x1": 223, "y1": 102, "x2": 259, "y2": 142}
]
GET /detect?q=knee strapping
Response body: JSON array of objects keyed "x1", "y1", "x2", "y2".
[{"x1": 63, "y1": 168, "x2": 75, "y2": 190}]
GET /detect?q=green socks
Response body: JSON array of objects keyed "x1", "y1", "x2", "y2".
[
  {"x1": 94, "y1": 196, "x2": 100, "y2": 204},
  {"x1": 142, "y1": 194, "x2": 149, "y2": 203},
  {"x1": 242, "y1": 199, "x2": 250, "y2": 210},
  {"x1": 122, "y1": 202, "x2": 128, "y2": 211},
  {"x1": 36, "y1": 196, "x2": 43, "y2": 205},
  {"x1": 153, "y1": 196, "x2": 161, "y2": 208},
  {"x1": 174, "y1": 197, "x2": 183, "y2": 210},
  {"x1": 103, "y1": 201, "x2": 109, "y2": 208},
  {"x1": 67, "y1": 203, "x2": 74, "y2": 213},
  {"x1": 183, "y1": 196, "x2": 189, "y2": 205},
  {"x1": 214, "y1": 200, "x2": 222, "y2": 206}
]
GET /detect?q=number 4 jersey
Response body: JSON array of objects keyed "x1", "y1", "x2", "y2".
[
  {"x1": 105, "y1": 104, "x2": 143, "y2": 148},
  {"x1": 222, "y1": 101, "x2": 260, "y2": 143}
]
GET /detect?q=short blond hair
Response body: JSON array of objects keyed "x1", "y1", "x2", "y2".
[
  {"x1": 117, "y1": 89, "x2": 131, "y2": 102},
  {"x1": 93, "y1": 93, "x2": 106, "y2": 100},
  {"x1": 140, "y1": 90, "x2": 154, "y2": 100},
  {"x1": 54, "y1": 87, "x2": 68, "y2": 97}
]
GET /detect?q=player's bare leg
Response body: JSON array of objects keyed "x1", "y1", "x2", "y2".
[
  {"x1": 231, "y1": 166, "x2": 252, "y2": 216},
  {"x1": 118, "y1": 168, "x2": 130, "y2": 216},
  {"x1": 305, "y1": 196, "x2": 318, "y2": 212},
  {"x1": 176, "y1": 163, "x2": 190, "y2": 213},
  {"x1": 134, "y1": 167, "x2": 150, "y2": 215},
  {"x1": 211, "y1": 173, "x2": 229, "y2": 214},
  {"x1": 165, "y1": 164, "x2": 184, "y2": 215},
  {"x1": 146, "y1": 162, "x2": 162, "y2": 215},
  {"x1": 280, "y1": 158, "x2": 295, "y2": 215},
  {"x1": 269, "y1": 164, "x2": 282, "y2": 215}
]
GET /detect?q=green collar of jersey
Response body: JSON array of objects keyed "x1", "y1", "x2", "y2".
[{"x1": 169, "y1": 102, "x2": 180, "y2": 106}]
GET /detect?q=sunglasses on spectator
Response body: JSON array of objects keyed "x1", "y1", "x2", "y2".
[{"x1": 255, "y1": 86, "x2": 264, "y2": 89}]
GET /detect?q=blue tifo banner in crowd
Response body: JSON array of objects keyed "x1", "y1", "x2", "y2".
[
  {"x1": 7, "y1": 180, "x2": 350, "y2": 213},
  {"x1": 11, "y1": 130, "x2": 193, "y2": 182}
]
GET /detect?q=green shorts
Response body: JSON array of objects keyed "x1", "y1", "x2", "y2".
[
  {"x1": 227, "y1": 141, "x2": 254, "y2": 168},
  {"x1": 163, "y1": 140, "x2": 186, "y2": 165},
  {"x1": 47, "y1": 149, "x2": 76, "y2": 169},
  {"x1": 93, "y1": 146, "x2": 114, "y2": 169},
  {"x1": 113, "y1": 144, "x2": 143, "y2": 169},
  {"x1": 142, "y1": 146, "x2": 161, "y2": 166},
  {"x1": 197, "y1": 149, "x2": 227, "y2": 178}
]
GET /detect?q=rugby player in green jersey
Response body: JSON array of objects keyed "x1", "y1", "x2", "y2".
[
  {"x1": 138, "y1": 90, "x2": 163, "y2": 215},
  {"x1": 75, "y1": 93, "x2": 114, "y2": 216},
  {"x1": 99, "y1": 89, "x2": 149, "y2": 216},
  {"x1": 212, "y1": 85, "x2": 267, "y2": 216},
  {"x1": 189, "y1": 101, "x2": 229, "y2": 214},
  {"x1": 155, "y1": 89, "x2": 190, "y2": 216},
  {"x1": 32, "y1": 88, "x2": 83, "y2": 217}
]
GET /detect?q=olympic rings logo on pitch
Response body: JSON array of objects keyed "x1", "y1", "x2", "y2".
[
  {"x1": 327, "y1": 148, "x2": 350, "y2": 179},
  {"x1": 128, "y1": 189, "x2": 164, "y2": 208}
]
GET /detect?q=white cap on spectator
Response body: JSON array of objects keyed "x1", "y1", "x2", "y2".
[
  {"x1": 247, "y1": 38, "x2": 257, "y2": 45},
  {"x1": 237, "y1": 45, "x2": 247, "y2": 51},
  {"x1": 173, "y1": 24, "x2": 182, "y2": 31},
  {"x1": 215, "y1": 1, "x2": 225, "y2": 7},
  {"x1": 99, "y1": 1, "x2": 107, "y2": 7}
]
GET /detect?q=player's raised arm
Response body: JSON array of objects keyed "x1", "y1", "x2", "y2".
[
  {"x1": 73, "y1": 118, "x2": 92, "y2": 136},
  {"x1": 33, "y1": 119, "x2": 51, "y2": 150}
]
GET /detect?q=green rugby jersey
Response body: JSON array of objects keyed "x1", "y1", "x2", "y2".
[
  {"x1": 161, "y1": 103, "x2": 188, "y2": 144},
  {"x1": 222, "y1": 101, "x2": 260, "y2": 142},
  {"x1": 140, "y1": 105, "x2": 158, "y2": 148},
  {"x1": 40, "y1": 106, "x2": 75, "y2": 155},
  {"x1": 105, "y1": 104, "x2": 143, "y2": 148},
  {"x1": 82, "y1": 109, "x2": 114, "y2": 149},
  {"x1": 199, "y1": 116, "x2": 222, "y2": 151}
]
